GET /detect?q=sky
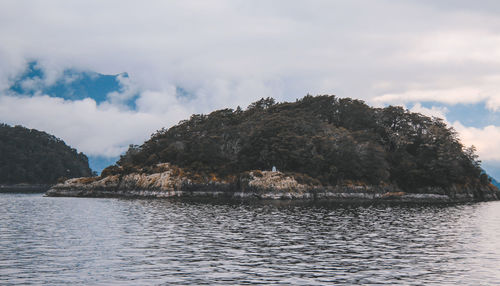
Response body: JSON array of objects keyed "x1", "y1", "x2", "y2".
[{"x1": 1, "y1": 0, "x2": 500, "y2": 178}]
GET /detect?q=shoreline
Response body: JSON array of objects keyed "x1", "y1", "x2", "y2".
[
  {"x1": 1, "y1": 184, "x2": 51, "y2": 193},
  {"x1": 45, "y1": 165, "x2": 500, "y2": 203},
  {"x1": 45, "y1": 187, "x2": 497, "y2": 203}
]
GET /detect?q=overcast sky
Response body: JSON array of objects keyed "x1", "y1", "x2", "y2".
[{"x1": 1, "y1": 0, "x2": 500, "y2": 177}]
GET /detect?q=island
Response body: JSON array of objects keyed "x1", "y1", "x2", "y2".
[
  {"x1": 47, "y1": 95, "x2": 500, "y2": 202},
  {"x1": 0, "y1": 124, "x2": 93, "y2": 192}
]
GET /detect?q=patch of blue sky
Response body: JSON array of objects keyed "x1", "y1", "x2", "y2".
[
  {"x1": 412, "y1": 101, "x2": 500, "y2": 128},
  {"x1": 175, "y1": 86, "x2": 194, "y2": 100},
  {"x1": 9, "y1": 61, "x2": 133, "y2": 106},
  {"x1": 45, "y1": 70, "x2": 122, "y2": 103},
  {"x1": 492, "y1": 177, "x2": 500, "y2": 189},
  {"x1": 8, "y1": 61, "x2": 43, "y2": 94},
  {"x1": 87, "y1": 155, "x2": 119, "y2": 174},
  {"x1": 409, "y1": 101, "x2": 500, "y2": 180},
  {"x1": 10, "y1": 61, "x2": 196, "y2": 111},
  {"x1": 482, "y1": 161, "x2": 500, "y2": 183}
]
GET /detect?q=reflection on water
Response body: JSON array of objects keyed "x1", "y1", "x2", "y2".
[{"x1": 1, "y1": 194, "x2": 500, "y2": 285}]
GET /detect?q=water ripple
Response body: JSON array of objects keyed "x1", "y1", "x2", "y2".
[{"x1": 1, "y1": 194, "x2": 500, "y2": 285}]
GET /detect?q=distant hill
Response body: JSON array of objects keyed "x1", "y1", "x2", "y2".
[
  {"x1": 491, "y1": 177, "x2": 500, "y2": 189},
  {"x1": 0, "y1": 124, "x2": 92, "y2": 184},
  {"x1": 110, "y1": 95, "x2": 492, "y2": 192}
]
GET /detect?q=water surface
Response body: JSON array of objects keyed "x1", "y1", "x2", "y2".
[{"x1": 1, "y1": 193, "x2": 500, "y2": 285}]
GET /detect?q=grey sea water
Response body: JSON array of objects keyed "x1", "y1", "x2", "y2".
[{"x1": 1, "y1": 193, "x2": 500, "y2": 285}]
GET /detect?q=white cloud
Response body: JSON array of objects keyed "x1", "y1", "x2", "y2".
[
  {"x1": 486, "y1": 97, "x2": 500, "y2": 112},
  {"x1": 2, "y1": 0, "x2": 500, "y2": 173},
  {"x1": 410, "y1": 103, "x2": 449, "y2": 120},
  {"x1": 405, "y1": 102, "x2": 500, "y2": 163},
  {"x1": 406, "y1": 30, "x2": 500, "y2": 64},
  {"x1": 453, "y1": 121, "x2": 500, "y2": 161},
  {"x1": 19, "y1": 77, "x2": 44, "y2": 92},
  {"x1": 372, "y1": 77, "x2": 500, "y2": 111},
  {"x1": 0, "y1": 0, "x2": 458, "y2": 104},
  {"x1": 409, "y1": 103, "x2": 500, "y2": 163},
  {"x1": 105, "y1": 73, "x2": 141, "y2": 108},
  {"x1": 0, "y1": 94, "x2": 191, "y2": 157},
  {"x1": 374, "y1": 87, "x2": 487, "y2": 106},
  {"x1": 1, "y1": 0, "x2": 500, "y2": 109},
  {"x1": 136, "y1": 88, "x2": 189, "y2": 114}
]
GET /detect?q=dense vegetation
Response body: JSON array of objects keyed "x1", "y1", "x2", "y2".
[
  {"x1": 113, "y1": 95, "x2": 490, "y2": 191},
  {"x1": 0, "y1": 124, "x2": 92, "y2": 184}
]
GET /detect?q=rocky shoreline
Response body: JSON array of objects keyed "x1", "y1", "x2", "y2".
[{"x1": 45, "y1": 163, "x2": 500, "y2": 203}]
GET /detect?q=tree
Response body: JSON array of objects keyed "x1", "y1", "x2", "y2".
[
  {"x1": 0, "y1": 124, "x2": 92, "y2": 184},
  {"x1": 107, "y1": 95, "x2": 488, "y2": 190}
]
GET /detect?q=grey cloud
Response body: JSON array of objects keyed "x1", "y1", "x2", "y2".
[{"x1": 2, "y1": 0, "x2": 500, "y2": 165}]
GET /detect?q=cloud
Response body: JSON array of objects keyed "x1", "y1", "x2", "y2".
[
  {"x1": 0, "y1": 1, "x2": 459, "y2": 103},
  {"x1": 372, "y1": 75, "x2": 500, "y2": 111},
  {"x1": 405, "y1": 102, "x2": 500, "y2": 163},
  {"x1": 410, "y1": 103, "x2": 449, "y2": 120},
  {"x1": 0, "y1": 94, "x2": 191, "y2": 157},
  {"x1": 406, "y1": 30, "x2": 500, "y2": 64},
  {"x1": 408, "y1": 103, "x2": 500, "y2": 163},
  {"x1": 409, "y1": 103, "x2": 500, "y2": 165},
  {"x1": 2, "y1": 0, "x2": 500, "y2": 173},
  {"x1": 374, "y1": 87, "x2": 487, "y2": 107},
  {"x1": 453, "y1": 121, "x2": 500, "y2": 161},
  {"x1": 105, "y1": 73, "x2": 140, "y2": 108},
  {"x1": 486, "y1": 96, "x2": 500, "y2": 112},
  {"x1": 1, "y1": 0, "x2": 500, "y2": 109}
]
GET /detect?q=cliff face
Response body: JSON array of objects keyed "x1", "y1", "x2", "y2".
[{"x1": 46, "y1": 163, "x2": 500, "y2": 202}]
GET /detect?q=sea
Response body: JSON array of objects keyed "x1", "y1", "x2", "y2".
[{"x1": 1, "y1": 193, "x2": 500, "y2": 285}]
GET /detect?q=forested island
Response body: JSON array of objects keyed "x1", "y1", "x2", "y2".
[
  {"x1": 0, "y1": 124, "x2": 92, "y2": 192},
  {"x1": 47, "y1": 95, "x2": 500, "y2": 202}
]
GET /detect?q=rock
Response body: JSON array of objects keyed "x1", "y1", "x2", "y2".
[{"x1": 45, "y1": 163, "x2": 500, "y2": 203}]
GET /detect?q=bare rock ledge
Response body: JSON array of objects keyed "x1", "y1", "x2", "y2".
[{"x1": 46, "y1": 163, "x2": 499, "y2": 203}]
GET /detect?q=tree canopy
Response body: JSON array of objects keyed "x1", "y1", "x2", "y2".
[
  {"x1": 0, "y1": 124, "x2": 93, "y2": 184},
  {"x1": 112, "y1": 95, "x2": 489, "y2": 191}
]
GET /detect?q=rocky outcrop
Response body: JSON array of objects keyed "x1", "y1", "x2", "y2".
[{"x1": 46, "y1": 163, "x2": 500, "y2": 203}]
